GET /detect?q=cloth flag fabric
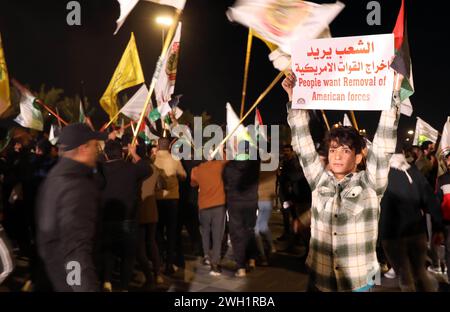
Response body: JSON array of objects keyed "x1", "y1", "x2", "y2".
[
  {"x1": 13, "y1": 90, "x2": 44, "y2": 131},
  {"x1": 227, "y1": 0, "x2": 344, "y2": 55},
  {"x1": 100, "y1": 33, "x2": 145, "y2": 120},
  {"x1": 49, "y1": 124, "x2": 61, "y2": 145},
  {"x1": 226, "y1": 102, "x2": 253, "y2": 158},
  {"x1": 413, "y1": 117, "x2": 438, "y2": 146},
  {"x1": 257, "y1": 27, "x2": 331, "y2": 71},
  {"x1": 155, "y1": 22, "x2": 182, "y2": 106},
  {"x1": 114, "y1": 0, "x2": 186, "y2": 34},
  {"x1": 119, "y1": 84, "x2": 148, "y2": 121},
  {"x1": 343, "y1": 113, "x2": 352, "y2": 127},
  {"x1": 79, "y1": 100, "x2": 86, "y2": 123},
  {"x1": 255, "y1": 108, "x2": 267, "y2": 141},
  {"x1": 390, "y1": 0, "x2": 415, "y2": 108},
  {"x1": 0, "y1": 33, "x2": 11, "y2": 116}
]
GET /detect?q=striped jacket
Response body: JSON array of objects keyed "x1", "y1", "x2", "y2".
[
  {"x1": 287, "y1": 93, "x2": 400, "y2": 291},
  {"x1": 0, "y1": 224, "x2": 15, "y2": 285}
]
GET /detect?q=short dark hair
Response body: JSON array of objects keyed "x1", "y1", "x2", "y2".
[
  {"x1": 104, "y1": 140, "x2": 123, "y2": 160},
  {"x1": 420, "y1": 140, "x2": 433, "y2": 151},
  {"x1": 36, "y1": 138, "x2": 52, "y2": 156},
  {"x1": 282, "y1": 144, "x2": 293, "y2": 151},
  {"x1": 325, "y1": 126, "x2": 365, "y2": 155},
  {"x1": 158, "y1": 137, "x2": 171, "y2": 150}
]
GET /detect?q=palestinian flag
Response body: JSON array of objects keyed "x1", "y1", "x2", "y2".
[{"x1": 390, "y1": 0, "x2": 414, "y2": 103}]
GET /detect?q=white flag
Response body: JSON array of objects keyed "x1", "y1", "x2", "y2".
[
  {"x1": 49, "y1": 124, "x2": 59, "y2": 145},
  {"x1": 227, "y1": 0, "x2": 344, "y2": 55},
  {"x1": 413, "y1": 117, "x2": 438, "y2": 145},
  {"x1": 226, "y1": 102, "x2": 252, "y2": 159},
  {"x1": 438, "y1": 116, "x2": 450, "y2": 176},
  {"x1": 114, "y1": 0, "x2": 186, "y2": 34},
  {"x1": 119, "y1": 84, "x2": 149, "y2": 121},
  {"x1": 267, "y1": 27, "x2": 331, "y2": 71},
  {"x1": 400, "y1": 97, "x2": 413, "y2": 117},
  {"x1": 343, "y1": 113, "x2": 352, "y2": 127},
  {"x1": 155, "y1": 22, "x2": 182, "y2": 106},
  {"x1": 14, "y1": 92, "x2": 43, "y2": 131}
]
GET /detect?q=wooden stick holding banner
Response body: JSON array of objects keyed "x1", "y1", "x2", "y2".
[
  {"x1": 210, "y1": 71, "x2": 285, "y2": 159},
  {"x1": 240, "y1": 29, "x2": 253, "y2": 119},
  {"x1": 349, "y1": 111, "x2": 359, "y2": 130},
  {"x1": 132, "y1": 9, "x2": 183, "y2": 145},
  {"x1": 35, "y1": 99, "x2": 69, "y2": 126},
  {"x1": 321, "y1": 110, "x2": 330, "y2": 130}
]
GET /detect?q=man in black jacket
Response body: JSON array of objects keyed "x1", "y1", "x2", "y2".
[
  {"x1": 36, "y1": 123, "x2": 113, "y2": 292},
  {"x1": 100, "y1": 140, "x2": 151, "y2": 291},
  {"x1": 223, "y1": 141, "x2": 260, "y2": 277}
]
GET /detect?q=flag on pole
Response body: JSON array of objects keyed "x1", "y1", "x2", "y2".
[
  {"x1": 391, "y1": 0, "x2": 414, "y2": 106},
  {"x1": 226, "y1": 102, "x2": 253, "y2": 159},
  {"x1": 227, "y1": 0, "x2": 344, "y2": 55},
  {"x1": 13, "y1": 88, "x2": 44, "y2": 131},
  {"x1": 119, "y1": 84, "x2": 149, "y2": 121},
  {"x1": 49, "y1": 124, "x2": 60, "y2": 145},
  {"x1": 413, "y1": 117, "x2": 438, "y2": 146},
  {"x1": 114, "y1": 0, "x2": 186, "y2": 34},
  {"x1": 155, "y1": 22, "x2": 182, "y2": 106},
  {"x1": 343, "y1": 113, "x2": 352, "y2": 127},
  {"x1": 0, "y1": 33, "x2": 11, "y2": 116},
  {"x1": 79, "y1": 100, "x2": 86, "y2": 123},
  {"x1": 100, "y1": 33, "x2": 145, "y2": 120},
  {"x1": 255, "y1": 108, "x2": 267, "y2": 141},
  {"x1": 253, "y1": 27, "x2": 331, "y2": 71},
  {"x1": 438, "y1": 117, "x2": 450, "y2": 177}
]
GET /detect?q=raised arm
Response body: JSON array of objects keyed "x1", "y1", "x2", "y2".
[
  {"x1": 282, "y1": 73, "x2": 325, "y2": 191},
  {"x1": 362, "y1": 75, "x2": 402, "y2": 195}
]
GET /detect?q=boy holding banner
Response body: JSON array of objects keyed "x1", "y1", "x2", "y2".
[{"x1": 282, "y1": 71, "x2": 401, "y2": 292}]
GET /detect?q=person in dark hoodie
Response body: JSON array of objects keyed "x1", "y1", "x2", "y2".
[
  {"x1": 379, "y1": 147, "x2": 443, "y2": 292},
  {"x1": 36, "y1": 123, "x2": 114, "y2": 292},
  {"x1": 223, "y1": 140, "x2": 260, "y2": 277},
  {"x1": 100, "y1": 140, "x2": 151, "y2": 292}
]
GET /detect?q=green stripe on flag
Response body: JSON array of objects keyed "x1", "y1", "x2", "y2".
[{"x1": 148, "y1": 108, "x2": 161, "y2": 122}]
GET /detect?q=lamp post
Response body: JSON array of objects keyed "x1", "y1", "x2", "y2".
[{"x1": 155, "y1": 16, "x2": 173, "y2": 48}]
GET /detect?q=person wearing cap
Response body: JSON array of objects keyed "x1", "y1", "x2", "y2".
[
  {"x1": 223, "y1": 140, "x2": 260, "y2": 277},
  {"x1": 36, "y1": 123, "x2": 114, "y2": 291}
]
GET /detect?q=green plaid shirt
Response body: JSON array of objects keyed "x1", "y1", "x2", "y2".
[{"x1": 287, "y1": 93, "x2": 400, "y2": 291}]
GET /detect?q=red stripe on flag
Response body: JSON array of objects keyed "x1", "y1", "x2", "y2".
[{"x1": 393, "y1": 0, "x2": 405, "y2": 50}]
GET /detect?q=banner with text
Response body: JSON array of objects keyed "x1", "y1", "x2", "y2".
[{"x1": 292, "y1": 34, "x2": 394, "y2": 110}]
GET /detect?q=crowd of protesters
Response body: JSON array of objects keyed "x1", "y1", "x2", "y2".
[{"x1": 0, "y1": 77, "x2": 449, "y2": 292}]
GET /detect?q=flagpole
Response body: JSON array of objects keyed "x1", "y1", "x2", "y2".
[
  {"x1": 132, "y1": 10, "x2": 183, "y2": 145},
  {"x1": 321, "y1": 110, "x2": 330, "y2": 130},
  {"x1": 349, "y1": 111, "x2": 359, "y2": 130},
  {"x1": 55, "y1": 107, "x2": 63, "y2": 128},
  {"x1": 211, "y1": 71, "x2": 284, "y2": 159},
  {"x1": 100, "y1": 110, "x2": 122, "y2": 131},
  {"x1": 35, "y1": 99, "x2": 68, "y2": 126},
  {"x1": 239, "y1": 29, "x2": 253, "y2": 119}
]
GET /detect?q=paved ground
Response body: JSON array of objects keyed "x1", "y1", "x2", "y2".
[{"x1": 1, "y1": 209, "x2": 448, "y2": 292}]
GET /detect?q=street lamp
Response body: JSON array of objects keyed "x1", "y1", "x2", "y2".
[{"x1": 155, "y1": 16, "x2": 173, "y2": 47}]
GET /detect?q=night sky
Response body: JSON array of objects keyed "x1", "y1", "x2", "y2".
[{"x1": 1, "y1": 0, "x2": 449, "y2": 143}]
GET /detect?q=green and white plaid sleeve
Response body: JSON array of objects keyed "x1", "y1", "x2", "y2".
[
  {"x1": 363, "y1": 91, "x2": 401, "y2": 195},
  {"x1": 287, "y1": 102, "x2": 325, "y2": 191}
]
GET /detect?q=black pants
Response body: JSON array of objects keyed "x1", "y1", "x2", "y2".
[
  {"x1": 136, "y1": 223, "x2": 161, "y2": 281},
  {"x1": 382, "y1": 234, "x2": 435, "y2": 292},
  {"x1": 102, "y1": 220, "x2": 138, "y2": 290},
  {"x1": 156, "y1": 200, "x2": 178, "y2": 270},
  {"x1": 228, "y1": 202, "x2": 257, "y2": 269}
]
